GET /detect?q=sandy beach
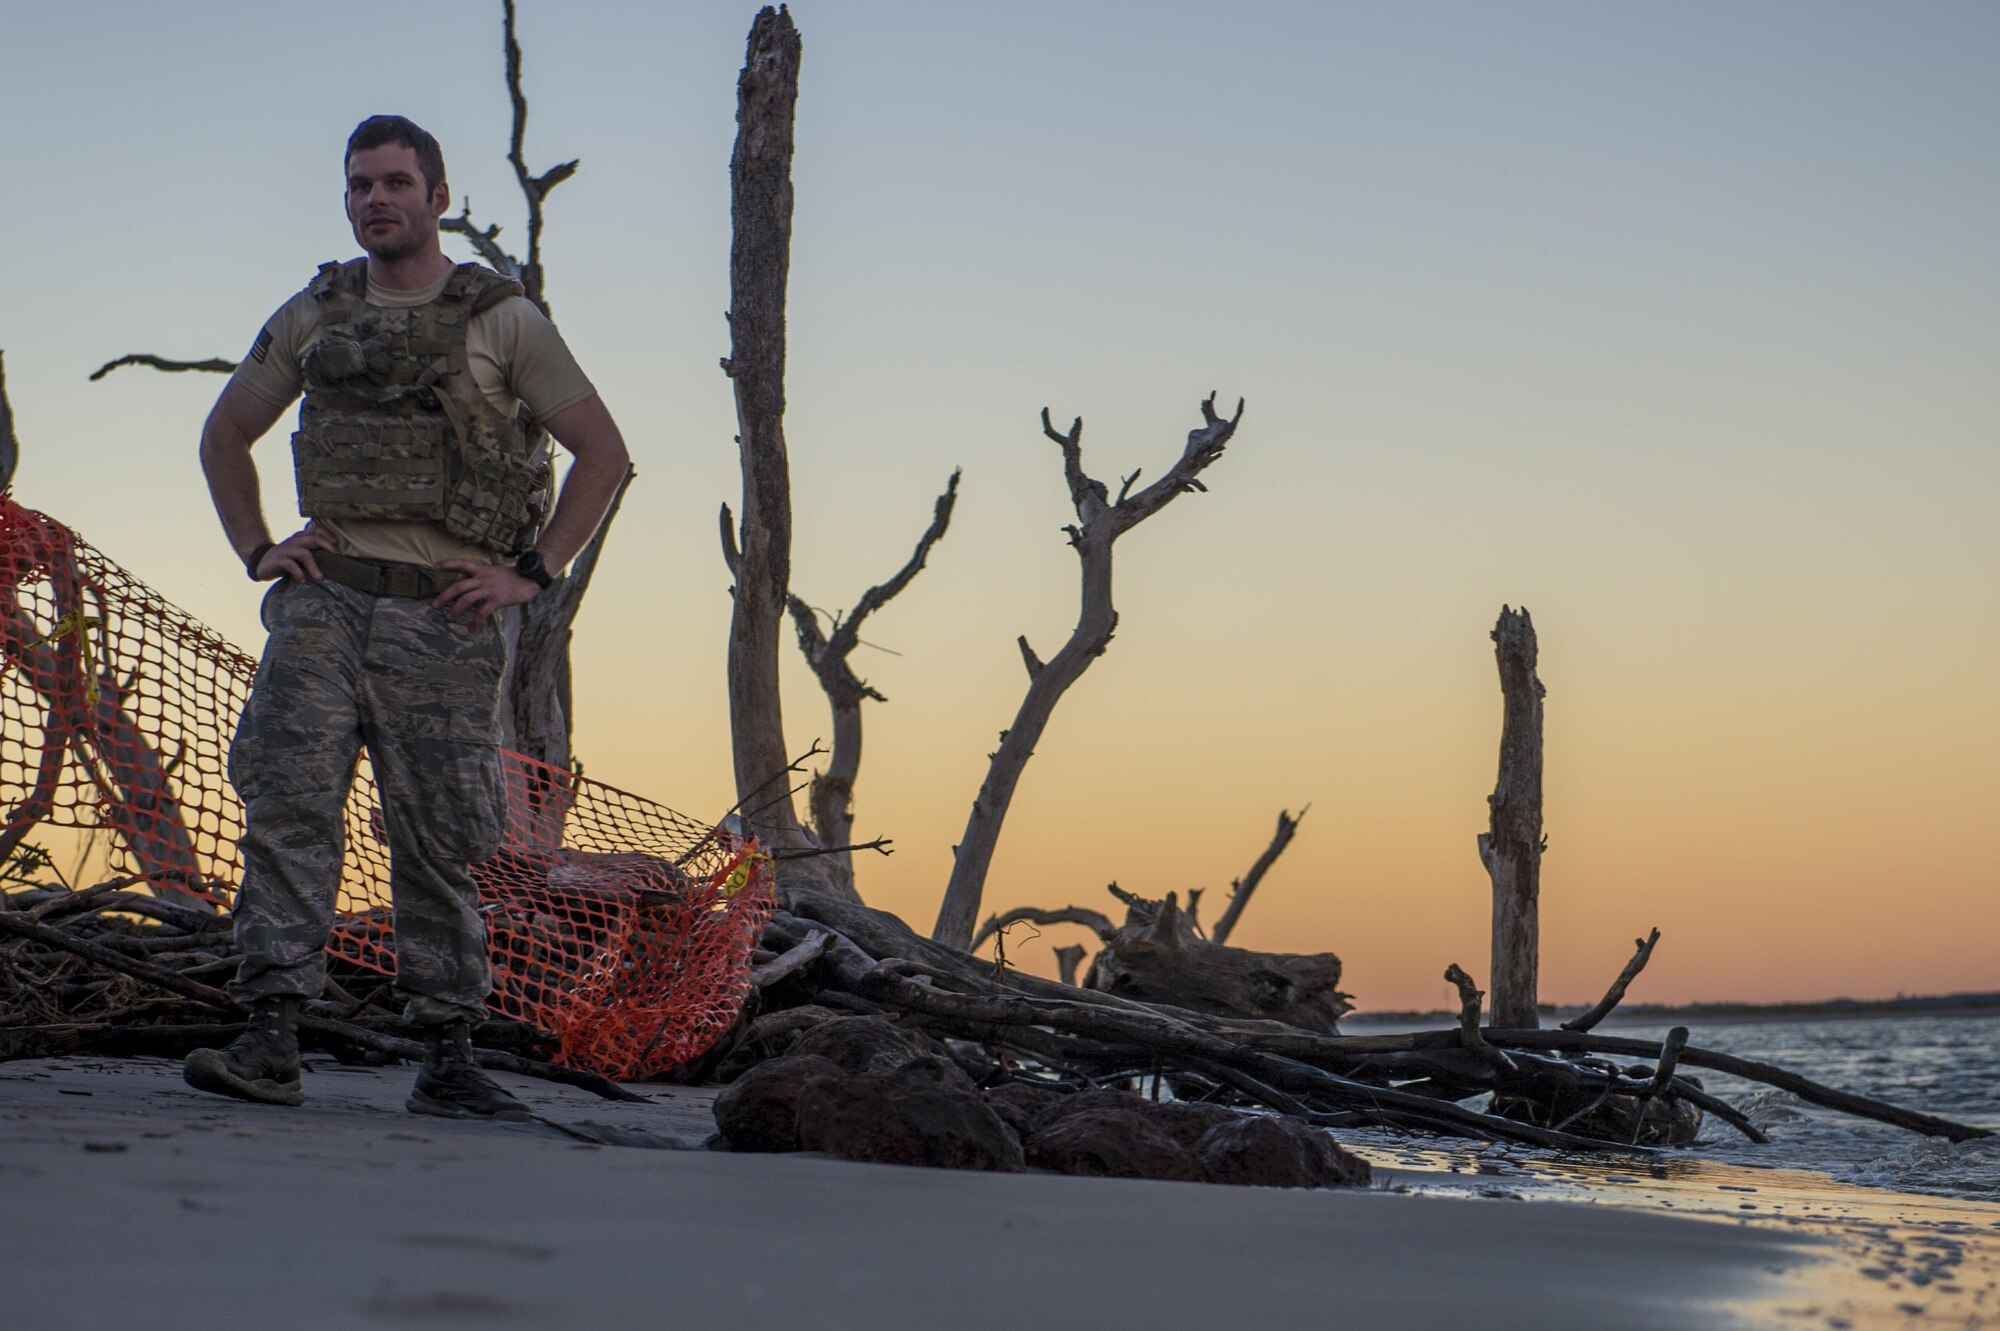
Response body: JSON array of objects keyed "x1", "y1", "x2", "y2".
[{"x1": 6, "y1": 1056, "x2": 1991, "y2": 1330}]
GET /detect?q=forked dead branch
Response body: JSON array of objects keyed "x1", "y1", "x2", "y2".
[
  {"x1": 930, "y1": 395, "x2": 1245, "y2": 950},
  {"x1": 721, "y1": 470, "x2": 960, "y2": 895}
]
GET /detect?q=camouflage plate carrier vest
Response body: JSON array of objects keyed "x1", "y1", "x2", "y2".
[{"x1": 291, "y1": 259, "x2": 552, "y2": 555}]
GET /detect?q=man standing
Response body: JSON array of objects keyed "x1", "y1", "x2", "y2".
[{"x1": 186, "y1": 115, "x2": 630, "y2": 1119}]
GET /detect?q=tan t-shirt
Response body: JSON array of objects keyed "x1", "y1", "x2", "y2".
[{"x1": 232, "y1": 265, "x2": 597, "y2": 567}]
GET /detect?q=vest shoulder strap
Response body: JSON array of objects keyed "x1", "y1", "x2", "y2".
[
  {"x1": 308, "y1": 258, "x2": 369, "y2": 301},
  {"x1": 441, "y1": 263, "x2": 527, "y2": 316}
]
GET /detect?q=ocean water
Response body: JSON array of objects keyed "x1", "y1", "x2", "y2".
[
  {"x1": 1599, "y1": 1012, "x2": 2000, "y2": 1202},
  {"x1": 1346, "y1": 1010, "x2": 2000, "y2": 1202}
]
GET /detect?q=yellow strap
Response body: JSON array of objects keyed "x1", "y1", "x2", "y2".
[
  {"x1": 38, "y1": 610, "x2": 104, "y2": 707},
  {"x1": 717, "y1": 850, "x2": 770, "y2": 903}
]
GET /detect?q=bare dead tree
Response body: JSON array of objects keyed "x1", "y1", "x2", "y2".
[
  {"x1": 499, "y1": 464, "x2": 634, "y2": 840},
  {"x1": 1479, "y1": 605, "x2": 1545, "y2": 1029},
  {"x1": 929, "y1": 395, "x2": 1244, "y2": 949},
  {"x1": 438, "y1": 0, "x2": 578, "y2": 317},
  {"x1": 720, "y1": 7, "x2": 850, "y2": 896},
  {"x1": 429, "y1": 0, "x2": 614, "y2": 776},
  {"x1": 1209, "y1": 806, "x2": 1306, "y2": 946},
  {"x1": 721, "y1": 470, "x2": 959, "y2": 893}
]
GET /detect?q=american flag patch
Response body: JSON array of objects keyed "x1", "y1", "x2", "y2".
[{"x1": 249, "y1": 327, "x2": 273, "y2": 364}]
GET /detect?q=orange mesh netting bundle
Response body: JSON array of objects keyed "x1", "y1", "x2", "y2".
[{"x1": 0, "y1": 495, "x2": 771, "y2": 1078}]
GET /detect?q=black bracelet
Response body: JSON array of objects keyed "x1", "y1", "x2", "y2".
[
  {"x1": 245, "y1": 541, "x2": 275, "y2": 579},
  {"x1": 513, "y1": 549, "x2": 554, "y2": 590}
]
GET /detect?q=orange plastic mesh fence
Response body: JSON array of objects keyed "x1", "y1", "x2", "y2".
[{"x1": 0, "y1": 497, "x2": 771, "y2": 1078}]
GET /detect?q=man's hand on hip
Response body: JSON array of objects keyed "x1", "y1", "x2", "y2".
[
  {"x1": 433, "y1": 560, "x2": 539, "y2": 631},
  {"x1": 258, "y1": 528, "x2": 339, "y2": 582}
]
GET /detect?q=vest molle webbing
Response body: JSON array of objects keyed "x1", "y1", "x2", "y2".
[{"x1": 291, "y1": 260, "x2": 552, "y2": 555}]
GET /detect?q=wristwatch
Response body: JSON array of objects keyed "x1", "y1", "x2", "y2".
[{"x1": 513, "y1": 550, "x2": 554, "y2": 590}]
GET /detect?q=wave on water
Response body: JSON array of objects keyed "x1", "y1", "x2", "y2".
[{"x1": 1574, "y1": 1013, "x2": 2000, "y2": 1202}]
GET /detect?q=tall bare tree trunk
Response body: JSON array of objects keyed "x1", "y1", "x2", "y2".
[
  {"x1": 722, "y1": 8, "x2": 845, "y2": 894},
  {"x1": 1479, "y1": 605, "x2": 1544, "y2": 1029}
]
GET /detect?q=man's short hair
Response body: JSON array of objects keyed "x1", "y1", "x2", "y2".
[{"x1": 345, "y1": 115, "x2": 447, "y2": 194}]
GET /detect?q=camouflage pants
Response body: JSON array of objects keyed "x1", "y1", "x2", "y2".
[{"x1": 227, "y1": 577, "x2": 507, "y2": 1026}]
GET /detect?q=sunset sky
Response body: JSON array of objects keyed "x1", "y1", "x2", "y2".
[{"x1": 2, "y1": 2, "x2": 1994, "y2": 1012}]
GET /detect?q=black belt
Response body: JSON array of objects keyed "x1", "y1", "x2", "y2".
[{"x1": 314, "y1": 551, "x2": 467, "y2": 600}]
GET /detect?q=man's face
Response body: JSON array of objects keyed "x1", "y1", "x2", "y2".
[{"x1": 344, "y1": 143, "x2": 447, "y2": 262}]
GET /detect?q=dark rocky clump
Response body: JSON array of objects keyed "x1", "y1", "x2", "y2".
[
  {"x1": 795, "y1": 1056, "x2": 1025, "y2": 1172},
  {"x1": 984, "y1": 1080, "x2": 1069, "y2": 1139},
  {"x1": 788, "y1": 1015, "x2": 929, "y2": 1075},
  {"x1": 1193, "y1": 1113, "x2": 1373, "y2": 1188},
  {"x1": 712, "y1": 1048, "x2": 1373, "y2": 1188},
  {"x1": 711, "y1": 1053, "x2": 846, "y2": 1152},
  {"x1": 1140, "y1": 1099, "x2": 1242, "y2": 1153},
  {"x1": 1023, "y1": 1104, "x2": 1202, "y2": 1182}
]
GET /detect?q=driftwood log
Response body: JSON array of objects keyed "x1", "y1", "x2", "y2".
[
  {"x1": 970, "y1": 810, "x2": 1338, "y2": 1033},
  {"x1": 1081, "y1": 890, "x2": 1350, "y2": 1034}
]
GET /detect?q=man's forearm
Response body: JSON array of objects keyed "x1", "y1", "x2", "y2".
[
  {"x1": 200, "y1": 422, "x2": 272, "y2": 565},
  {"x1": 535, "y1": 447, "x2": 630, "y2": 572}
]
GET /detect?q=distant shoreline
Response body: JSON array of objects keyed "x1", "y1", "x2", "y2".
[{"x1": 1345, "y1": 989, "x2": 2000, "y2": 1029}]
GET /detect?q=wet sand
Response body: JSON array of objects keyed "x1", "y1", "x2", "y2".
[
  {"x1": 1361, "y1": 1140, "x2": 2000, "y2": 1329},
  {"x1": 0, "y1": 1056, "x2": 1983, "y2": 1330}
]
